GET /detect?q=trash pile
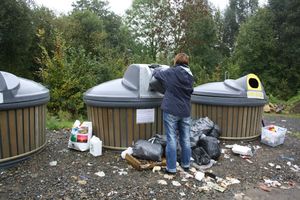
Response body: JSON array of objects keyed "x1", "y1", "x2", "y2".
[{"x1": 264, "y1": 102, "x2": 285, "y2": 114}]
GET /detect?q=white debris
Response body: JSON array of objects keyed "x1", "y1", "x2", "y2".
[
  {"x1": 225, "y1": 145, "x2": 234, "y2": 149},
  {"x1": 224, "y1": 154, "x2": 230, "y2": 159},
  {"x1": 95, "y1": 171, "x2": 105, "y2": 177},
  {"x1": 87, "y1": 162, "x2": 93, "y2": 166},
  {"x1": 179, "y1": 192, "x2": 186, "y2": 196},
  {"x1": 268, "y1": 163, "x2": 275, "y2": 167},
  {"x1": 163, "y1": 174, "x2": 174, "y2": 180},
  {"x1": 225, "y1": 177, "x2": 240, "y2": 185},
  {"x1": 195, "y1": 171, "x2": 205, "y2": 181},
  {"x1": 287, "y1": 161, "x2": 292, "y2": 166},
  {"x1": 172, "y1": 181, "x2": 181, "y2": 186},
  {"x1": 275, "y1": 165, "x2": 281, "y2": 170},
  {"x1": 118, "y1": 171, "x2": 128, "y2": 175},
  {"x1": 152, "y1": 166, "x2": 161, "y2": 173},
  {"x1": 232, "y1": 144, "x2": 253, "y2": 156},
  {"x1": 120, "y1": 147, "x2": 133, "y2": 159},
  {"x1": 264, "y1": 179, "x2": 281, "y2": 187},
  {"x1": 157, "y1": 180, "x2": 168, "y2": 185},
  {"x1": 107, "y1": 191, "x2": 117, "y2": 196},
  {"x1": 49, "y1": 161, "x2": 57, "y2": 166}
]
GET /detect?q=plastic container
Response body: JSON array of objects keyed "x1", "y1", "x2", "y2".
[
  {"x1": 90, "y1": 136, "x2": 102, "y2": 156},
  {"x1": 261, "y1": 125, "x2": 287, "y2": 147},
  {"x1": 0, "y1": 71, "x2": 49, "y2": 168},
  {"x1": 191, "y1": 73, "x2": 267, "y2": 140},
  {"x1": 84, "y1": 64, "x2": 169, "y2": 150}
]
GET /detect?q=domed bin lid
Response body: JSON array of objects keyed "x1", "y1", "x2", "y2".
[
  {"x1": 0, "y1": 71, "x2": 49, "y2": 110},
  {"x1": 192, "y1": 74, "x2": 267, "y2": 106},
  {"x1": 84, "y1": 64, "x2": 169, "y2": 108}
]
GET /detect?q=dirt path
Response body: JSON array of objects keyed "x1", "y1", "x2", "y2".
[{"x1": 1, "y1": 115, "x2": 300, "y2": 199}]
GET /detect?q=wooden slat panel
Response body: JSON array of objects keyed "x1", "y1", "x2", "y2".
[
  {"x1": 35, "y1": 106, "x2": 40, "y2": 148},
  {"x1": 211, "y1": 106, "x2": 217, "y2": 122},
  {"x1": 232, "y1": 107, "x2": 238, "y2": 137},
  {"x1": 127, "y1": 108, "x2": 133, "y2": 147},
  {"x1": 241, "y1": 107, "x2": 248, "y2": 138},
  {"x1": 227, "y1": 107, "x2": 233, "y2": 138},
  {"x1": 108, "y1": 108, "x2": 114, "y2": 147},
  {"x1": 29, "y1": 107, "x2": 35, "y2": 150},
  {"x1": 102, "y1": 108, "x2": 109, "y2": 146},
  {"x1": 8, "y1": 110, "x2": 17, "y2": 156},
  {"x1": 216, "y1": 106, "x2": 223, "y2": 132},
  {"x1": 23, "y1": 108, "x2": 30, "y2": 152},
  {"x1": 139, "y1": 123, "x2": 146, "y2": 141},
  {"x1": 17, "y1": 109, "x2": 24, "y2": 154},
  {"x1": 98, "y1": 107, "x2": 105, "y2": 141},
  {"x1": 120, "y1": 108, "x2": 127, "y2": 147},
  {"x1": 113, "y1": 108, "x2": 121, "y2": 147},
  {"x1": 237, "y1": 107, "x2": 244, "y2": 138},
  {"x1": 42, "y1": 105, "x2": 46, "y2": 144},
  {"x1": 191, "y1": 104, "x2": 196, "y2": 118},
  {"x1": 0, "y1": 111, "x2": 10, "y2": 158}
]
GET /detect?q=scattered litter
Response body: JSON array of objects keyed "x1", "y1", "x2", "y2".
[
  {"x1": 225, "y1": 145, "x2": 234, "y2": 149},
  {"x1": 49, "y1": 161, "x2": 57, "y2": 166},
  {"x1": 275, "y1": 165, "x2": 281, "y2": 170},
  {"x1": 118, "y1": 171, "x2": 128, "y2": 175},
  {"x1": 89, "y1": 135, "x2": 102, "y2": 157},
  {"x1": 77, "y1": 180, "x2": 87, "y2": 185},
  {"x1": 290, "y1": 165, "x2": 300, "y2": 172},
  {"x1": 179, "y1": 192, "x2": 186, "y2": 196},
  {"x1": 264, "y1": 167, "x2": 268, "y2": 170},
  {"x1": 87, "y1": 162, "x2": 93, "y2": 166},
  {"x1": 195, "y1": 171, "x2": 205, "y2": 181},
  {"x1": 225, "y1": 177, "x2": 240, "y2": 185},
  {"x1": 192, "y1": 159, "x2": 216, "y2": 170},
  {"x1": 206, "y1": 181, "x2": 226, "y2": 192},
  {"x1": 279, "y1": 154, "x2": 295, "y2": 161},
  {"x1": 152, "y1": 166, "x2": 161, "y2": 173},
  {"x1": 234, "y1": 193, "x2": 245, "y2": 200},
  {"x1": 268, "y1": 163, "x2": 275, "y2": 167},
  {"x1": 224, "y1": 154, "x2": 230, "y2": 159},
  {"x1": 261, "y1": 125, "x2": 286, "y2": 147},
  {"x1": 157, "y1": 180, "x2": 167, "y2": 185},
  {"x1": 163, "y1": 174, "x2": 174, "y2": 180},
  {"x1": 107, "y1": 191, "x2": 117, "y2": 197},
  {"x1": 172, "y1": 181, "x2": 181, "y2": 186},
  {"x1": 121, "y1": 147, "x2": 133, "y2": 159},
  {"x1": 259, "y1": 183, "x2": 271, "y2": 192},
  {"x1": 287, "y1": 161, "x2": 291, "y2": 166},
  {"x1": 181, "y1": 178, "x2": 188, "y2": 182},
  {"x1": 95, "y1": 171, "x2": 105, "y2": 177},
  {"x1": 245, "y1": 159, "x2": 253, "y2": 164},
  {"x1": 264, "y1": 179, "x2": 281, "y2": 187},
  {"x1": 68, "y1": 120, "x2": 92, "y2": 151},
  {"x1": 232, "y1": 144, "x2": 253, "y2": 156}
]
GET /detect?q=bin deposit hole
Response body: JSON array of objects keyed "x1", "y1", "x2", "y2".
[{"x1": 249, "y1": 78, "x2": 259, "y2": 88}]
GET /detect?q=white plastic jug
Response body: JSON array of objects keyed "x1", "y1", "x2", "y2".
[{"x1": 89, "y1": 136, "x2": 102, "y2": 156}]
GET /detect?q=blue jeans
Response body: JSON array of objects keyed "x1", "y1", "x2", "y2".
[{"x1": 163, "y1": 112, "x2": 191, "y2": 173}]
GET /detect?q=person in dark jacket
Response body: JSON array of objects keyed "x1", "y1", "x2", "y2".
[{"x1": 153, "y1": 53, "x2": 194, "y2": 174}]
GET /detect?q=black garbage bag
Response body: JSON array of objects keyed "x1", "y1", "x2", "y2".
[
  {"x1": 192, "y1": 146, "x2": 211, "y2": 165},
  {"x1": 197, "y1": 136, "x2": 221, "y2": 160},
  {"x1": 207, "y1": 124, "x2": 221, "y2": 138},
  {"x1": 190, "y1": 132, "x2": 202, "y2": 148},
  {"x1": 148, "y1": 134, "x2": 167, "y2": 148},
  {"x1": 190, "y1": 117, "x2": 215, "y2": 136},
  {"x1": 132, "y1": 140, "x2": 163, "y2": 161}
]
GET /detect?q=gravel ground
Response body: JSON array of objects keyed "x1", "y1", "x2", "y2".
[{"x1": 1, "y1": 114, "x2": 300, "y2": 200}]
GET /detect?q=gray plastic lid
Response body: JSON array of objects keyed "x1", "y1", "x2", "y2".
[
  {"x1": 0, "y1": 71, "x2": 49, "y2": 110},
  {"x1": 84, "y1": 64, "x2": 169, "y2": 108},
  {"x1": 192, "y1": 73, "x2": 267, "y2": 106}
]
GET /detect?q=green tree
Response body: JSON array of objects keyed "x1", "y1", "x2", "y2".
[{"x1": 0, "y1": 0, "x2": 34, "y2": 77}]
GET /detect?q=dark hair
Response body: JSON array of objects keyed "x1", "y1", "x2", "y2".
[{"x1": 174, "y1": 53, "x2": 189, "y2": 65}]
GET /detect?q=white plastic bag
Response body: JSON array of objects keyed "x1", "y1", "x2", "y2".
[
  {"x1": 68, "y1": 121, "x2": 92, "y2": 151},
  {"x1": 89, "y1": 136, "x2": 102, "y2": 156}
]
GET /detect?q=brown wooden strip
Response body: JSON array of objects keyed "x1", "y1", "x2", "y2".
[
  {"x1": 139, "y1": 123, "x2": 146, "y2": 140},
  {"x1": 93, "y1": 107, "x2": 100, "y2": 139},
  {"x1": 241, "y1": 107, "x2": 247, "y2": 138},
  {"x1": 101, "y1": 108, "x2": 108, "y2": 146},
  {"x1": 8, "y1": 110, "x2": 17, "y2": 156},
  {"x1": 119, "y1": 108, "x2": 127, "y2": 147},
  {"x1": 29, "y1": 107, "x2": 35, "y2": 150},
  {"x1": 126, "y1": 108, "x2": 133, "y2": 148},
  {"x1": 114, "y1": 108, "x2": 121, "y2": 147},
  {"x1": 237, "y1": 107, "x2": 244, "y2": 138},
  {"x1": 0, "y1": 111, "x2": 10, "y2": 158},
  {"x1": 35, "y1": 106, "x2": 40, "y2": 148},
  {"x1": 23, "y1": 108, "x2": 30, "y2": 152},
  {"x1": 16, "y1": 109, "x2": 24, "y2": 154},
  {"x1": 108, "y1": 108, "x2": 114, "y2": 147}
]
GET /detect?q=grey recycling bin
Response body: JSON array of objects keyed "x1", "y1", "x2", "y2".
[
  {"x1": 0, "y1": 71, "x2": 49, "y2": 167},
  {"x1": 191, "y1": 74, "x2": 267, "y2": 140},
  {"x1": 84, "y1": 64, "x2": 169, "y2": 150}
]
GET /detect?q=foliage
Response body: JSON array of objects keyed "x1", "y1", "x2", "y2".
[{"x1": 46, "y1": 112, "x2": 74, "y2": 130}]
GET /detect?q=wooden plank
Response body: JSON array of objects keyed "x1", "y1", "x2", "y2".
[
  {"x1": 237, "y1": 107, "x2": 244, "y2": 138},
  {"x1": 127, "y1": 108, "x2": 133, "y2": 148},
  {"x1": 114, "y1": 108, "x2": 121, "y2": 147},
  {"x1": 8, "y1": 110, "x2": 17, "y2": 156},
  {"x1": 93, "y1": 108, "x2": 100, "y2": 140},
  {"x1": 108, "y1": 108, "x2": 114, "y2": 147},
  {"x1": 42, "y1": 105, "x2": 46, "y2": 144},
  {"x1": 23, "y1": 108, "x2": 30, "y2": 152},
  {"x1": 29, "y1": 107, "x2": 35, "y2": 150},
  {"x1": 241, "y1": 107, "x2": 248, "y2": 138},
  {"x1": 231, "y1": 107, "x2": 238, "y2": 137},
  {"x1": 17, "y1": 109, "x2": 24, "y2": 154},
  {"x1": 97, "y1": 107, "x2": 105, "y2": 141},
  {"x1": 227, "y1": 107, "x2": 233, "y2": 138},
  {"x1": 102, "y1": 108, "x2": 109, "y2": 146},
  {"x1": 216, "y1": 106, "x2": 223, "y2": 132},
  {"x1": 0, "y1": 111, "x2": 10, "y2": 158},
  {"x1": 35, "y1": 106, "x2": 40, "y2": 148},
  {"x1": 221, "y1": 106, "x2": 228, "y2": 137},
  {"x1": 120, "y1": 108, "x2": 127, "y2": 147}
]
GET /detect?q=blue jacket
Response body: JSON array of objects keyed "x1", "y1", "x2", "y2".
[{"x1": 153, "y1": 64, "x2": 194, "y2": 117}]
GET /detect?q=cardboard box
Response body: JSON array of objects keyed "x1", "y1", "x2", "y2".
[{"x1": 261, "y1": 125, "x2": 287, "y2": 147}]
